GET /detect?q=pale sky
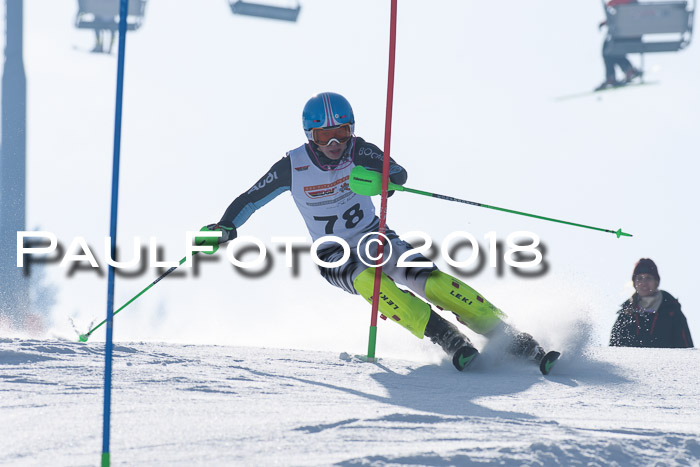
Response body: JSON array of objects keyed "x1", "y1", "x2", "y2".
[{"x1": 2, "y1": 0, "x2": 698, "y2": 356}]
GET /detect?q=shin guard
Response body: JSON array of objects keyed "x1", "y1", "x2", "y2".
[
  {"x1": 353, "y1": 268, "x2": 431, "y2": 338},
  {"x1": 424, "y1": 270, "x2": 506, "y2": 335}
]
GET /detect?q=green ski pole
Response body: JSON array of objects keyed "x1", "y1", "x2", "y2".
[
  {"x1": 79, "y1": 252, "x2": 198, "y2": 342},
  {"x1": 349, "y1": 166, "x2": 632, "y2": 239}
]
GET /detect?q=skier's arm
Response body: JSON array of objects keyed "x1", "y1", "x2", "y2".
[
  {"x1": 353, "y1": 137, "x2": 408, "y2": 186},
  {"x1": 219, "y1": 156, "x2": 292, "y2": 229},
  {"x1": 195, "y1": 157, "x2": 291, "y2": 249}
]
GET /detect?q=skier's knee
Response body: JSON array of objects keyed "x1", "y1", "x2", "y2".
[{"x1": 424, "y1": 270, "x2": 505, "y2": 335}]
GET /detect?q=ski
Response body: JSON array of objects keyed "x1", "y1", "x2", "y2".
[
  {"x1": 342, "y1": 347, "x2": 556, "y2": 375},
  {"x1": 452, "y1": 346, "x2": 479, "y2": 371},
  {"x1": 554, "y1": 81, "x2": 659, "y2": 102},
  {"x1": 539, "y1": 350, "x2": 561, "y2": 375}
]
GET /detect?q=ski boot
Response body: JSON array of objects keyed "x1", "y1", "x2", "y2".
[
  {"x1": 503, "y1": 325, "x2": 560, "y2": 375},
  {"x1": 594, "y1": 77, "x2": 622, "y2": 91},
  {"x1": 424, "y1": 310, "x2": 479, "y2": 371},
  {"x1": 624, "y1": 67, "x2": 643, "y2": 84}
]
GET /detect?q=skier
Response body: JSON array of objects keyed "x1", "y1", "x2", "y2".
[
  {"x1": 92, "y1": 27, "x2": 116, "y2": 54},
  {"x1": 595, "y1": 0, "x2": 644, "y2": 91},
  {"x1": 197, "y1": 92, "x2": 559, "y2": 373}
]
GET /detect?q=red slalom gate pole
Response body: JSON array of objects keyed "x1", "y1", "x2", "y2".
[{"x1": 367, "y1": 0, "x2": 398, "y2": 360}]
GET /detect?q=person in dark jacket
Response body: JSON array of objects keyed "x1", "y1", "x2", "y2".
[
  {"x1": 595, "y1": 0, "x2": 644, "y2": 91},
  {"x1": 610, "y1": 258, "x2": 693, "y2": 348}
]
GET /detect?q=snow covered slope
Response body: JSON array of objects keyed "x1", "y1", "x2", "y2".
[{"x1": 1, "y1": 338, "x2": 698, "y2": 466}]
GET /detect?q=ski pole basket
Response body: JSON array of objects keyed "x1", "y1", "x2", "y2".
[
  {"x1": 228, "y1": 1, "x2": 301, "y2": 22},
  {"x1": 603, "y1": 0, "x2": 695, "y2": 54},
  {"x1": 75, "y1": 0, "x2": 148, "y2": 32}
]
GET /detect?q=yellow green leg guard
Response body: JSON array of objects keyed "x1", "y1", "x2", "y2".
[
  {"x1": 424, "y1": 270, "x2": 506, "y2": 335},
  {"x1": 353, "y1": 268, "x2": 431, "y2": 339}
]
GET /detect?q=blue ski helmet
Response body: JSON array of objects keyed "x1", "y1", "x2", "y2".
[{"x1": 302, "y1": 92, "x2": 355, "y2": 141}]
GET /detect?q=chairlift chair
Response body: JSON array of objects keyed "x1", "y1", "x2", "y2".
[
  {"x1": 228, "y1": 0, "x2": 301, "y2": 23},
  {"x1": 603, "y1": 0, "x2": 695, "y2": 56},
  {"x1": 75, "y1": 0, "x2": 148, "y2": 32}
]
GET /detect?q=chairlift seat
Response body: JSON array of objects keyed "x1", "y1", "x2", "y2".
[
  {"x1": 605, "y1": 1, "x2": 694, "y2": 54},
  {"x1": 76, "y1": 0, "x2": 147, "y2": 31},
  {"x1": 228, "y1": 1, "x2": 301, "y2": 22}
]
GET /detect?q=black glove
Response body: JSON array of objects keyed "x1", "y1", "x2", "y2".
[{"x1": 195, "y1": 222, "x2": 237, "y2": 254}]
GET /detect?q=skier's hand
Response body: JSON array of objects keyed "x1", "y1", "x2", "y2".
[
  {"x1": 364, "y1": 167, "x2": 402, "y2": 197},
  {"x1": 195, "y1": 222, "x2": 237, "y2": 254}
]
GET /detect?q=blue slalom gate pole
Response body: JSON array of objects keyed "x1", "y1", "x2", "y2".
[{"x1": 102, "y1": 1, "x2": 130, "y2": 466}]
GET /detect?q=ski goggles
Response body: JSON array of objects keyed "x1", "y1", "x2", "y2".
[{"x1": 311, "y1": 123, "x2": 353, "y2": 146}]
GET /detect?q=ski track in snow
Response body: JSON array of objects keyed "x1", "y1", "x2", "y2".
[{"x1": 0, "y1": 338, "x2": 698, "y2": 466}]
